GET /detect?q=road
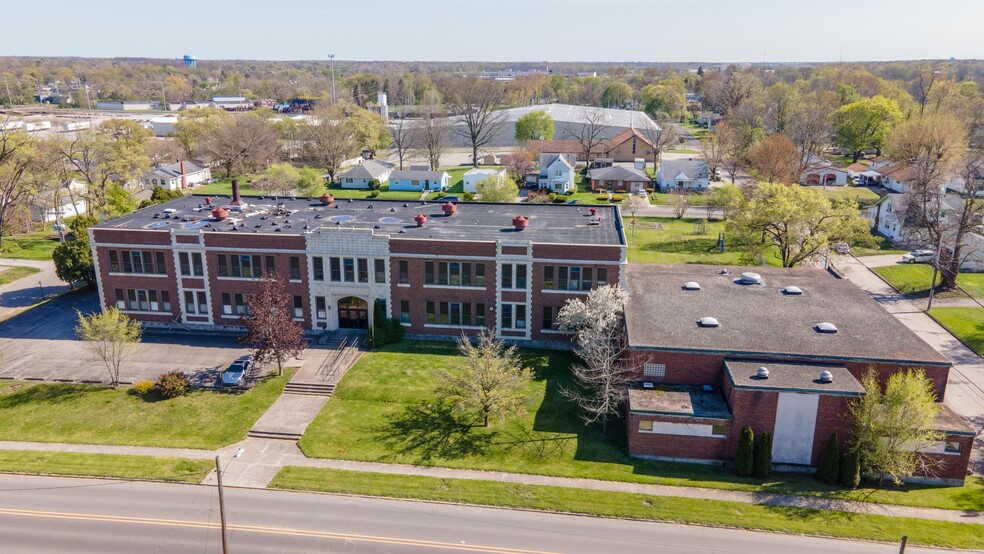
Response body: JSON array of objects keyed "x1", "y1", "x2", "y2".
[
  {"x1": 0, "y1": 258, "x2": 70, "y2": 321},
  {"x1": 0, "y1": 475, "x2": 937, "y2": 554}
]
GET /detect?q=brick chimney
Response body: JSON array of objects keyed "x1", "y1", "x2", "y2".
[
  {"x1": 230, "y1": 179, "x2": 248, "y2": 210},
  {"x1": 180, "y1": 161, "x2": 187, "y2": 190}
]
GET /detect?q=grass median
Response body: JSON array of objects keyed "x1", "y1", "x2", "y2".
[
  {"x1": 0, "y1": 450, "x2": 211, "y2": 482},
  {"x1": 0, "y1": 266, "x2": 41, "y2": 286},
  {"x1": 270, "y1": 467, "x2": 984, "y2": 550}
]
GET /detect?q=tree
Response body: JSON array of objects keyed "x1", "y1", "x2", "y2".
[
  {"x1": 817, "y1": 432, "x2": 840, "y2": 485},
  {"x1": 735, "y1": 426, "x2": 755, "y2": 477},
  {"x1": 105, "y1": 183, "x2": 136, "y2": 217},
  {"x1": 75, "y1": 307, "x2": 142, "y2": 388},
  {"x1": 565, "y1": 109, "x2": 607, "y2": 173},
  {"x1": 305, "y1": 106, "x2": 357, "y2": 183},
  {"x1": 296, "y1": 166, "x2": 325, "y2": 197},
  {"x1": 727, "y1": 182, "x2": 874, "y2": 267},
  {"x1": 637, "y1": 120, "x2": 676, "y2": 170},
  {"x1": 601, "y1": 81, "x2": 633, "y2": 108},
  {"x1": 514, "y1": 110, "x2": 554, "y2": 143},
  {"x1": 831, "y1": 96, "x2": 904, "y2": 162},
  {"x1": 640, "y1": 82, "x2": 686, "y2": 119},
  {"x1": 53, "y1": 215, "x2": 99, "y2": 287},
  {"x1": 556, "y1": 285, "x2": 630, "y2": 436},
  {"x1": 668, "y1": 189, "x2": 690, "y2": 219},
  {"x1": 475, "y1": 174, "x2": 518, "y2": 203},
  {"x1": 145, "y1": 137, "x2": 185, "y2": 167},
  {"x1": 413, "y1": 96, "x2": 449, "y2": 170},
  {"x1": 623, "y1": 194, "x2": 648, "y2": 219},
  {"x1": 254, "y1": 162, "x2": 300, "y2": 196},
  {"x1": 239, "y1": 272, "x2": 307, "y2": 376},
  {"x1": 765, "y1": 82, "x2": 801, "y2": 134},
  {"x1": 174, "y1": 107, "x2": 233, "y2": 159},
  {"x1": 754, "y1": 431, "x2": 772, "y2": 479},
  {"x1": 203, "y1": 113, "x2": 281, "y2": 178},
  {"x1": 709, "y1": 183, "x2": 745, "y2": 220},
  {"x1": 436, "y1": 328, "x2": 532, "y2": 427},
  {"x1": 347, "y1": 105, "x2": 391, "y2": 157},
  {"x1": 840, "y1": 447, "x2": 861, "y2": 488},
  {"x1": 504, "y1": 151, "x2": 536, "y2": 183},
  {"x1": 446, "y1": 77, "x2": 505, "y2": 167},
  {"x1": 849, "y1": 369, "x2": 944, "y2": 486},
  {"x1": 699, "y1": 131, "x2": 724, "y2": 180},
  {"x1": 788, "y1": 98, "x2": 834, "y2": 179},
  {"x1": 0, "y1": 126, "x2": 34, "y2": 251},
  {"x1": 747, "y1": 133, "x2": 801, "y2": 184},
  {"x1": 389, "y1": 112, "x2": 416, "y2": 170}
]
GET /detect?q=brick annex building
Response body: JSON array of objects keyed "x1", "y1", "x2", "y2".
[{"x1": 89, "y1": 186, "x2": 974, "y2": 483}]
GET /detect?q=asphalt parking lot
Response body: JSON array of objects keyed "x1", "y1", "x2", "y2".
[{"x1": 0, "y1": 291, "x2": 252, "y2": 384}]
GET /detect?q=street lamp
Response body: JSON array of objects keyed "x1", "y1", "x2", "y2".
[
  {"x1": 328, "y1": 54, "x2": 336, "y2": 105},
  {"x1": 215, "y1": 448, "x2": 246, "y2": 554},
  {"x1": 927, "y1": 186, "x2": 948, "y2": 312}
]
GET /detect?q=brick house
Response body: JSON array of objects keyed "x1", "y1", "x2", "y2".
[
  {"x1": 588, "y1": 166, "x2": 652, "y2": 193},
  {"x1": 622, "y1": 264, "x2": 973, "y2": 485}
]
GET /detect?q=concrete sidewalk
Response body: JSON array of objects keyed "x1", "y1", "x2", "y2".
[{"x1": 0, "y1": 259, "x2": 71, "y2": 321}]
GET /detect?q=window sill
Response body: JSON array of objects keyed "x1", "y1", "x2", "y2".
[
  {"x1": 109, "y1": 272, "x2": 168, "y2": 278},
  {"x1": 422, "y1": 284, "x2": 487, "y2": 291},
  {"x1": 539, "y1": 329, "x2": 570, "y2": 335},
  {"x1": 541, "y1": 289, "x2": 590, "y2": 295},
  {"x1": 397, "y1": 283, "x2": 410, "y2": 287},
  {"x1": 119, "y1": 310, "x2": 172, "y2": 315},
  {"x1": 217, "y1": 276, "x2": 259, "y2": 281},
  {"x1": 424, "y1": 324, "x2": 486, "y2": 330}
]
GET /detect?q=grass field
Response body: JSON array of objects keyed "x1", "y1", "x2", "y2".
[
  {"x1": 298, "y1": 341, "x2": 983, "y2": 512},
  {"x1": 625, "y1": 216, "x2": 778, "y2": 265},
  {"x1": 0, "y1": 228, "x2": 63, "y2": 260},
  {"x1": 0, "y1": 450, "x2": 211, "y2": 482},
  {"x1": 872, "y1": 264, "x2": 984, "y2": 298},
  {"x1": 929, "y1": 307, "x2": 984, "y2": 356},
  {"x1": 0, "y1": 265, "x2": 40, "y2": 286},
  {"x1": 852, "y1": 236, "x2": 907, "y2": 257},
  {"x1": 0, "y1": 370, "x2": 292, "y2": 449},
  {"x1": 270, "y1": 468, "x2": 984, "y2": 550},
  {"x1": 819, "y1": 186, "x2": 881, "y2": 208}
]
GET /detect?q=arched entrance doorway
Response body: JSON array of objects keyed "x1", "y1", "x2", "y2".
[{"x1": 337, "y1": 296, "x2": 369, "y2": 329}]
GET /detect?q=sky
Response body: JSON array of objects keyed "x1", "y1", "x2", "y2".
[{"x1": 3, "y1": 0, "x2": 983, "y2": 63}]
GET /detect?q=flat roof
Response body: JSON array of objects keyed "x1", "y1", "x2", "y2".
[
  {"x1": 724, "y1": 360, "x2": 865, "y2": 396},
  {"x1": 627, "y1": 385, "x2": 732, "y2": 419},
  {"x1": 92, "y1": 195, "x2": 626, "y2": 247},
  {"x1": 624, "y1": 264, "x2": 949, "y2": 367}
]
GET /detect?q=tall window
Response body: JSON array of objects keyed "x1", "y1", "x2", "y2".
[
  {"x1": 315, "y1": 296, "x2": 327, "y2": 320},
  {"x1": 289, "y1": 256, "x2": 301, "y2": 280},
  {"x1": 501, "y1": 303, "x2": 527, "y2": 330},
  {"x1": 179, "y1": 252, "x2": 203, "y2": 276},
  {"x1": 183, "y1": 290, "x2": 208, "y2": 315},
  {"x1": 374, "y1": 259, "x2": 386, "y2": 283},
  {"x1": 542, "y1": 306, "x2": 557, "y2": 330},
  {"x1": 357, "y1": 258, "x2": 368, "y2": 283},
  {"x1": 501, "y1": 264, "x2": 527, "y2": 289},
  {"x1": 501, "y1": 264, "x2": 513, "y2": 289},
  {"x1": 313, "y1": 257, "x2": 324, "y2": 281},
  {"x1": 400, "y1": 300, "x2": 410, "y2": 323},
  {"x1": 398, "y1": 260, "x2": 409, "y2": 284},
  {"x1": 343, "y1": 258, "x2": 355, "y2": 282},
  {"x1": 330, "y1": 257, "x2": 341, "y2": 282},
  {"x1": 292, "y1": 296, "x2": 303, "y2": 319}
]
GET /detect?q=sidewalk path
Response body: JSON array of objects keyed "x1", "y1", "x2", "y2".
[
  {"x1": 0, "y1": 440, "x2": 215, "y2": 460},
  {"x1": 0, "y1": 259, "x2": 71, "y2": 321}
]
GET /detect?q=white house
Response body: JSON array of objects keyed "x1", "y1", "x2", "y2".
[
  {"x1": 30, "y1": 179, "x2": 88, "y2": 223},
  {"x1": 868, "y1": 192, "x2": 964, "y2": 244},
  {"x1": 140, "y1": 161, "x2": 211, "y2": 191},
  {"x1": 337, "y1": 160, "x2": 395, "y2": 189},
  {"x1": 537, "y1": 155, "x2": 575, "y2": 193},
  {"x1": 389, "y1": 169, "x2": 450, "y2": 192},
  {"x1": 657, "y1": 159, "x2": 709, "y2": 191},
  {"x1": 149, "y1": 115, "x2": 178, "y2": 137},
  {"x1": 463, "y1": 168, "x2": 507, "y2": 193},
  {"x1": 802, "y1": 165, "x2": 850, "y2": 187},
  {"x1": 877, "y1": 164, "x2": 915, "y2": 193}
]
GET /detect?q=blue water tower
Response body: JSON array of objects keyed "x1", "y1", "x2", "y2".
[{"x1": 183, "y1": 55, "x2": 197, "y2": 68}]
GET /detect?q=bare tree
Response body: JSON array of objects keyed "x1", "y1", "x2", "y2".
[
  {"x1": 389, "y1": 110, "x2": 416, "y2": 170},
  {"x1": 305, "y1": 106, "x2": 357, "y2": 183},
  {"x1": 413, "y1": 101, "x2": 449, "y2": 170},
  {"x1": 445, "y1": 77, "x2": 505, "y2": 167},
  {"x1": 699, "y1": 131, "x2": 724, "y2": 180},
  {"x1": 788, "y1": 99, "x2": 833, "y2": 179},
  {"x1": 203, "y1": 114, "x2": 281, "y2": 179},
  {"x1": 622, "y1": 194, "x2": 648, "y2": 219},
  {"x1": 565, "y1": 109, "x2": 607, "y2": 173},
  {"x1": 636, "y1": 120, "x2": 676, "y2": 171},
  {"x1": 669, "y1": 189, "x2": 690, "y2": 219},
  {"x1": 0, "y1": 125, "x2": 35, "y2": 251}
]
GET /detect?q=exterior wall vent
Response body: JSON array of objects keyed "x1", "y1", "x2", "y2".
[
  {"x1": 756, "y1": 367, "x2": 770, "y2": 379},
  {"x1": 698, "y1": 317, "x2": 720, "y2": 328},
  {"x1": 816, "y1": 322, "x2": 838, "y2": 334},
  {"x1": 819, "y1": 371, "x2": 834, "y2": 383},
  {"x1": 683, "y1": 281, "x2": 701, "y2": 291},
  {"x1": 782, "y1": 286, "x2": 803, "y2": 295},
  {"x1": 740, "y1": 272, "x2": 762, "y2": 285}
]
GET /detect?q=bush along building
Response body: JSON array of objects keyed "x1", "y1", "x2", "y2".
[
  {"x1": 88, "y1": 185, "x2": 975, "y2": 483},
  {"x1": 88, "y1": 181, "x2": 626, "y2": 348}
]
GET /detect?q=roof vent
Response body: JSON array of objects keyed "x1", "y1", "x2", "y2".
[
  {"x1": 513, "y1": 216, "x2": 529, "y2": 231},
  {"x1": 697, "y1": 317, "x2": 720, "y2": 328},
  {"x1": 816, "y1": 322, "x2": 838, "y2": 334},
  {"x1": 740, "y1": 272, "x2": 762, "y2": 285},
  {"x1": 642, "y1": 382, "x2": 654, "y2": 389},
  {"x1": 756, "y1": 367, "x2": 770, "y2": 379},
  {"x1": 683, "y1": 282, "x2": 701, "y2": 291},
  {"x1": 719, "y1": 268, "x2": 729, "y2": 275},
  {"x1": 782, "y1": 286, "x2": 803, "y2": 295},
  {"x1": 819, "y1": 371, "x2": 834, "y2": 383}
]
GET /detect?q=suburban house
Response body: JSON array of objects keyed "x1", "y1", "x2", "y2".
[
  {"x1": 802, "y1": 165, "x2": 850, "y2": 187},
  {"x1": 30, "y1": 179, "x2": 88, "y2": 223},
  {"x1": 537, "y1": 155, "x2": 576, "y2": 193},
  {"x1": 657, "y1": 159, "x2": 710, "y2": 191},
  {"x1": 589, "y1": 166, "x2": 651, "y2": 193},
  {"x1": 337, "y1": 160, "x2": 395, "y2": 189},
  {"x1": 463, "y1": 168, "x2": 508, "y2": 193},
  {"x1": 870, "y1": 156, "x2": 895, "y2": 171},
  {"x1": 622, "y1": 264, "x2": 973, "y2": 485},
  {"x1": 140, "y1": 161, "x2": 211, "y2": 191},
  {"x1": 868, "y1": 192, "x2": 965, "y2": 245},
  {"x1": 878, "y1": 164, "x2": 916, "y2": 193},
  {"x1": 388, "y1": 169, "x2": 450, "y2": 192},
  {"x1": 535, "y1": 127, "x2": 659, "y2": 164}
]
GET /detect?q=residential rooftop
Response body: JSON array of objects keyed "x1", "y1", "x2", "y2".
[
  {"x1": 92, "y1": 194, "x2": 627, "y2": 246},
  {"x1": 627, "y1": 385, "x2": 732, "y2": 419},
  {"x1": 624, "y1": 264, "x2": 949, "y2": 367}
]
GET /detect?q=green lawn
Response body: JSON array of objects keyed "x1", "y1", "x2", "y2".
[
  {"x1": 664, "y1": 148, "x2": 701, "y2": 154},
  {"x1": 298, "y1": 341, "x2": 982, "y2": 512},
  {"x1": 819, "y1": 186, "x2": 881, "y2": 208},
  {"x1": 852, "y1": 236, "x2": 907, "y2": 257},
  {"x1": 625, "y1": 216, "x2": 779, "y2": 265},
  {"x1": 0, "y1": 265, "x2": 40, "y2": 286},
  {"x1": 930, "y1": 307, "x2": 984, "y2": 356},
  {"x1": 872, "y1": 264, "x2": 984, "y2": 298},
  {"x1": 0, "y1": 450, "x2": 211, "y2": 482},
  {"x1": 0, "y1": 370, "x2": 293, "y2": 449},
  {"x1": 270, "y1": 468, "x2": 984, "y2": 550},
  {"x1": 425, "y1": 166, "x2": 505, "y2": 200},
  {"x1": 0, "y1": 228, "x2": 63, "y2": 261},
  {"x1": 189, "y1": 178, "x2": 264, "y2": 196}
]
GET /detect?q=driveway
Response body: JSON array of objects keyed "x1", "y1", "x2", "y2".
[
  {"x1": 0, "y1": 290, "x2": 251, "y2": 384},
  {"x1": 0, "y1": 259, "x2": 72, "y2": 321}
]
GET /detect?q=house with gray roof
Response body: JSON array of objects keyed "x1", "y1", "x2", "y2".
[
  {"x1": 389, "y1": 169, "x2": 450, "y2": 192},
  {"x1": 337, "y1": 159, "x2": 395, "y2": 189},
  {"x1": 588, "y1": 165, "x2": 651, "y2": 193},
  {"x1": 140, "y1": 161, "x2": 211, "y2": 191},
  {"x1": 538, "y1": 154, "x2": 575, "y2": 193},
  {"x1": 657, "y1": 159, "x2": 709, "y2": 191}
]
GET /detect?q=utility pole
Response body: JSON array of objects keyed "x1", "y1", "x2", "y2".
[
  {"x1": 3, "y1": 75, "x2": 12, "y2": 108},
  {"x1": 329, "y1": 54, "x2": 336, "y2": 105},
  {"x1": 215, "y1": 455, "x2": 229, "y2": 554},
  {"x1": 927, "y1": 186, "x2": 947, "y2": 312}
]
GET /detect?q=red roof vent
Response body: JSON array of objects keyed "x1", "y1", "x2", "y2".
[
  {"x1": 512, "y1": 216, "x2": 528, "y2": 231},
  {"x1": 442, "y1": 202, "x2": 457, "y2": 216},
  {"x1": 205, "y1": 196, "x2": 212, "y2": 205},
  {"x1": 589, "y1": 207, "x2": 598, "y2": 216},
  {"x1": 320, "y1": 193, "x2": 334, "y2": 205},
  {"x1": 211, "y1": 206, "x2": 229, "y2": 220},
  {"x1": 414, "y1": 213, "x2": 427, "y2": 227}
]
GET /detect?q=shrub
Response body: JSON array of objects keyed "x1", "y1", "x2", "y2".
[
  {"x1": 463, "y1": 192, "x2": 475, "y2": 202},
  {"x1": 565, "y1": 189, "x2": 575, "y2": 196},
  {"x1": 840, "y1": 447, "x2": 861, "y2": 488},
  {"x1": 596, "y1": 196, "x2": 610, "y2": 202},
  {"x1": 734, "y1": 426, "x2": 754, "y2": 477},
  {"x1": 131, "y1": 380, "x2": 155, "y2": 396},
  {"x1": 367, "y1": 179, "x2": 381, "y2": 191},
  {"x1": 368, "y1": 190, "x2": 380, "y2": 198},
  {"x1": 817, "y1": 432, "x2": 840, "y2": 484},
  {"x1": 610, "y1": 195, "x2": 624, "y2": 203},
  {"x1": 154, "y1": 371, "x2": 189, "y2": 399},
  {"x1": 548, "y1": 192, "x2": 558, "y2": 201},
  {"x1": 753, "y1": 431, "x2": 772, "y2": 478},
  {"x1": 368, "y1": 299, "x2": 405, "y2": 349},
  {"x1": 436, "y1": 191, "x2": 447, "y2": 198},
  {"x1": 552, "y1": 196, "x2": 567, "y2": 203}
]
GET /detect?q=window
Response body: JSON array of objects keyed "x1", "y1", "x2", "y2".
[
  {"x1": 596, "y1": 267, "x2": 608, "y2": 286},
  {"x1": 191, "y1": 253, "x2": 203, "y2": 276},
  {"x1": 122, "y1": 251, "x2": 133, "y2": 273},
  {"x1": 638, "y1": 420, "x2": 653, "y2": 432},
  {"x1": 221, "y1": 293, "x2": 232, "y2": 315},
  {"x1": 289, "y1": 256, "x2": 301, "y2": 280},
  {"x1": 425, "y1": 301, "x2": 436, "y2": 324},
  {"x1": 424, "y1": 261, "x2": 434, "y2": 285},
  {"x1": 515, "y1": 265, "x2": 527, "y2": 288},
  {"x1": 400, "y1": 300, "x2": 410, "y2": 323},
  {"x1": 179, "y1": 253, "x2": 190, "y2": 276},
  {"x1": 543, "y1": 266, "x2": 553, "y2": 289},
  {"x1": 411, "y1": 179, "x2": 420, "y2": 187},
  {"x1": 501, "y1": 303, "x2": 526, "y2": 329},
  {"x1": 945, "y1": 441, "x2": 963, "y2": 454},
  {"x1": 109, "y1": 251, "x2": 121, "y2": 272},
  {"x1": 183, "y1": 290, "x2": 208, "y2": 315},
  {"x1": 501, "y1": 264, "x2": 513, "y2": 289},
  {"x1": 160, "y1": 291, "x2": 171, "y2": 312},
  {"x1": 315, "y1": 296, "x2": 327, "y2": 320},
  {"x1": 398, "y1": 260, "x2": 409, "y2": 284},
  {"x1": 313, "y1": 257, "x2": 324, "y2": 281},
  {"x1": 264, "y1": 256, "x2": 275, "y2": 274},
  {"x1": 501, "y1": 304, "x2": 511, "y2": 329},
  {"x1": 217, "y1": 254, "x2": 228, "y2": 277},
  {"x1": 330, "y1": 257, "x2": 341, "y2": 282},
  {"x1": 475, "y1": 303, "x2": 486, "y2": 327},
  {"x1": 475, "y1": 264, "x2": 485, "y2": 286},
  {"x1": 643, "y1": 363, "x2": 666, "y2": 377},
  {"x1": 114, "y1": 288, "x2": 125, "y2": 309},
  {"x1": 501, "y1": 264, "x2": 527, "y2": 290},
  {"x1": 711, "y1": 425, "x2": 729, "y2": 437},
  {"x1": 219, "y1": 292, "x2": 246, "y2": 317},
  {"x1": 357, "y1": 258, "x2": 368, "y2": 283},
  {"x1": 374, "y1": 259, "x2": 386, "y2": 283},
  {"x1": 542, "y1": 306, "x2": 557, "y2": 330},
  {"x1": 292, "y1": 296, "x2": 303, "y2": 319},
  {"x1": 343, "y1": 258, "x2": 355, "y2": 282}
]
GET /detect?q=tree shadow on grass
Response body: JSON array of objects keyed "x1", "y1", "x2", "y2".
[
  {"x1": 376, "y1": 400, "x2": 497, "y2": 463},
  {"x1": 0, "y1": 383, "x2": 95, "y2": 408}
]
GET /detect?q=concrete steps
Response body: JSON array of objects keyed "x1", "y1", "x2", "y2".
[
  {"x1": 283, "y1": 381, "x2": 335, "y2": 396},
  {"x1": 246, "y1": 429, "x2": 304, "y2": 441}
]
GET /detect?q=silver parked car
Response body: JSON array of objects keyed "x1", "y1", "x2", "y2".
[{"x1": 901, "y1": 250, "x2": 935, "y2": 264}]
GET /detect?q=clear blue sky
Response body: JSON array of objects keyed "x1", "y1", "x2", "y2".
[{"x1": 4, "y1": 0, "x2": 982, "y2": 63}]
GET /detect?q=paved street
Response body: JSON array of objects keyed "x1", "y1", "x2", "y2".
[
  {"x1": 0, "y1": 474, "x2": 938, "y2": 554},
  {"x1": 0, "y1": 259, "x2": 71, "y2": 321}
]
